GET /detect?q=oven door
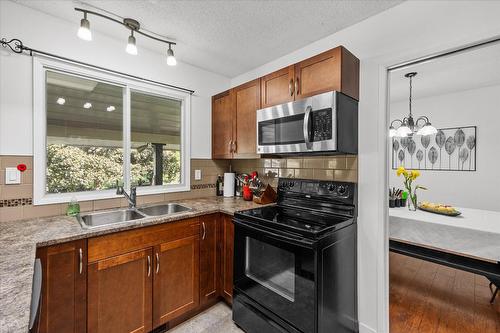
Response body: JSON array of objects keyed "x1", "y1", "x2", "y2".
[
  {"x1": 233, "y1": 219, "x2": 316, "y2": 333},
  {"x1": 256, "y1": 91, "x2": 337, "y2": 154}
]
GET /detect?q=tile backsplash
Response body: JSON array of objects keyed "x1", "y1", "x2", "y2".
[
  {"x1": 0, "y1": 155, "x2": 356, "y2": 222},
  {"x1": 0, "y1": 156, "x2": 229, "y2": 222}
]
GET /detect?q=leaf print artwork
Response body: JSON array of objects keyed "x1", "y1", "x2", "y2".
[
  {"x1": 445, "y1": 136, "x2": 456, "y2": 170},
  {"x1": 459, "y1": 147, "x2": 469, "y2": 170},
  {"x1": 435, "y1": 130, "x2": 446, "y2": 169},
  {"x1": 400, "y1": 137, "x2": 410, "y2": 150},
  {"x1": 428, "y1": 147, "x2": 438, "y2": 169},
  {"x1": 416, "y1": 150, "x2": 424, "y2": 169},
  {"x1": 421, "y1": 135, "x2": 431, "y2": 168},
  {"x1": 407, "y1": 139, "x2": 416, "y2": 168},
  {"x1": 466, "y1": 135, "x2": 476, "y2": 170},
  {"x1": 398, "y1": 149, "x2": 405, "y2": 167},
  {"x1": 454, "y1": 129, "x2": 465, "y2": 169},
  {"x1": 393, "y1": 139, "x2": 400, "y2": 168}
]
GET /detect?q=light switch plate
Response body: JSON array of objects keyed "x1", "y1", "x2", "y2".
[
  {"x1": 5, "y1": 167, "x2": 21, "y2": 185},
  {"x1": 194, "y1": 169, "x2": 202, "y2": 180}
]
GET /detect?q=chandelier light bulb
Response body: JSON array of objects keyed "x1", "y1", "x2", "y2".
[
  {"x1": 417, "y1": 123, "x2": 438, "y2": 136},
  {"x1": 166, "y1": 45, "x2": 177, "y2": 66},
  {"x1": 389, "y1": 126, "x2": 397, "y2": 138},
  {"x1": 77, "y1": 14, "x2": 92, "y2": 41},
  {"x1": 396, "y1": 125, "x2": 412, "y2": 137}
]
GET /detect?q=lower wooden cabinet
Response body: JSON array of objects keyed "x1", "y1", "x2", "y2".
[
  {"x1": 87, "y1": 248, "x2": 153, "y2": 333},
  {"x1": 153, "y1": 235, "x2": 200, "y2": 327},
  {"x1": 37, "y1": 239, "x2": 87, "y2": 333},
  {"x1": 200, "y1": 214, "x2": 220, "y2": 305},
  {"x1": 221, "y1": 214, "x2": 235, "y2": 303}
]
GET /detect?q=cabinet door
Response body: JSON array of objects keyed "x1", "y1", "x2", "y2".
[
  {"x1": 233, "y1": 79, "x2": 261, "y2": 159},
  {"x1": 38, "y1": 240, "x2": 86, "y2": 333},
  {"x1": 153, "y1": 235, "x2": 200, "y2": 327},
  {"x1": 88, "y1": 248, "x2": 152, "y2": 333},
  {"x1": 221, "y1": 214, "x2": 235, "y2": 303},
  {"x1": 295, "y1": 46, "x2": 359, "y2": 100},
  {"x1": 260, "y1": 65, "x2": 295, "y2": 108},
  {"x1": 200, "y1": 214, "x2": 220, "y2": 305},
  {"x1": 212, "y1": 91, "x2": 234, "y2": 159}
]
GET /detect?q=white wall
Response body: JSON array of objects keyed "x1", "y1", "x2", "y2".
[
  {"x1": 0, "y1": 0, "x2": 230, "y2": 158},
  {"x1": 389, "y1": 84, "x2": 500, "y2": 211},
  {"x1": 229, "y1": 1, "x2": 500, "y2": 332}
]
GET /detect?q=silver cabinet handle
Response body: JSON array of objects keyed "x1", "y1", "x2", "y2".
[
  {"x1": 289, "y1": 79, "x2": 294, "y2": 96},
  {"x1": 79, "y1": 248, "x2": 83, "y2": 274},
  {"x1": 147, "y1": 255, "x2": 151, "y2": 277},
  {"x1": 303, "y1": 105, "x2": 312, "y2": 148},
  {"x1": 202, "y1": 222, "x2": 206, "y2": 240},
  {"x1": 156, "y1": 253, "x2": 160, "y2": 274},
  {"x1": 295, "y1": 77, "x2": 299, "y2": 95}
]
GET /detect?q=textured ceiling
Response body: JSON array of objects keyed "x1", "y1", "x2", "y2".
[
  {"x1": 390, "y1": 41, "x2": 500, "y2": 103},
  {"x1": 14, "y1": 0, "x2": 403, "y2": 78}
]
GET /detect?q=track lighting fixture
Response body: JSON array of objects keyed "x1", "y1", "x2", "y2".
[
  {"x1": 77, "y1": 12, "x2": 92, "y2": 41},
  {"x1": 75, "y1": 8, "x2": 177, "y2": 65},
  {"x1": 126, "y1": 31, "x2": 138, "y2": 55},
  {"x1": 166, "y1": 44, "x2": 176, "y2": 66}
]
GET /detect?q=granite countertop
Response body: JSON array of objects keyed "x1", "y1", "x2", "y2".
[
  {"x1": 0, "y1": 197, "x2": 266, "y2": 333},
  {"x1": 389, "y1": 207, "x2": 500, "y2": 263}
]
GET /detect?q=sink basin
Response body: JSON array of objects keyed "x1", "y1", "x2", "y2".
[
  {"x1": 78, "y1": 209, "x2": 145, "y2": 229},
  {"x1": 138, "y1": 203, "x2": 191, "y2": 216}
]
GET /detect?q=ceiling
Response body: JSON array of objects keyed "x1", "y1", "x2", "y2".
[
  {"x1": 14, "y1": 0, "x2": 403, "y2": 78},
  {"x1": 390, "y1": 41, "x2": 500, "y2": 103}
]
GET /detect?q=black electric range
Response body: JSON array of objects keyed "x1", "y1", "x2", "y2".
[{"x1": 232, "y1": 178, "x2": 358, "y2": 333}]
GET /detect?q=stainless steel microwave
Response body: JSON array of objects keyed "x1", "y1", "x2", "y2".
[{"x1": 256, "y1": 91, "x2": 358, "y2": 155}]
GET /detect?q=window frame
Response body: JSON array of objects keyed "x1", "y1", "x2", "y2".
[{"x1": 33, "y1": 56, "x2": 191, "y2": 205}]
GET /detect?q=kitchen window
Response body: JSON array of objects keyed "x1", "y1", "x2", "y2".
[{"x1": 33, "y1": 57, "x2": 191, "y2": 205}]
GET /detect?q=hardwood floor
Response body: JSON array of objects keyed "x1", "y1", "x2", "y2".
[{"x1": 390, "y1": 252, "x2": 500, "y2": 333}]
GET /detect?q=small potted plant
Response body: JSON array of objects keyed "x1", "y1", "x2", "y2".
[{"x1": 396, "y1": 167, "x2": 427, "y2": 211}]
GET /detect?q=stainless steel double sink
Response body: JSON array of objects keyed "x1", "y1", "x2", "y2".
[{"x1": 77, "y1": 203, "x2": 191, "y2": 229}]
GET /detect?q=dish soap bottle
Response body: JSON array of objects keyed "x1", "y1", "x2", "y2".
[
  {"x1": 216, "y1": 175, "x2": 224, "y2": 196},
  {"x1": 67, "y1": 197, "x2": 80, "y2": 216}
]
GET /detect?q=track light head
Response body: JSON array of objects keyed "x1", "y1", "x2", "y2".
[
  {"x1": 166, "y1": 45, "x2": 176, "y2": 66},
  {"x1": 126, "y1": 31, "x2": 138, "y2": 55},
  {"x1": 77, "y1": 13, "x2": 92, "y2": 41}
]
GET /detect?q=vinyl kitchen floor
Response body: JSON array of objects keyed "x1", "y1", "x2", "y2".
[{"x1": 168, "y1": 302, "x2": 243, "y2": 333}]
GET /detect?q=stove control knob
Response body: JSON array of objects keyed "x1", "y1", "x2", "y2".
[
  {"x1": 328, "y1": 184, "x2": 336, "y2": 192},
  {"x1": 337, "y1": 185, "x2": 347, "y2": 195}
]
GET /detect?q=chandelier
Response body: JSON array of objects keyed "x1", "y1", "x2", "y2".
[{"x1": 389, "y1": 72, "x2": 437, "y2": 137}]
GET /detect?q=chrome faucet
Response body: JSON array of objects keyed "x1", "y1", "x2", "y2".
[{"x1": 116, "y1": 182, "x2": 137, "y2": 208}]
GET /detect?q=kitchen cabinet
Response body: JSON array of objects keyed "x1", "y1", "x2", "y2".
[
  {"x1": 260, "y1": 65, "x2": 295, "y2": 108},
  {"x1": 212, "y1": 91, "x2": 234, "y2": 159},
  {"x1": 87, "y1": 248, "x2": 153, "y2": 333},
  {"x1": 212, "y1": 80, "x2": 261, "y2": 159},
  {"x1": 221, "y1": 214, "x2": 235, "y2": 303},
  {"x1": 295, "y1": 46, "x2": 359, "y2": 100},
  {"x1": 153, "y1": 235, "x2": 200, "y2": 327},
  {"x1": 200, "y1": 213, "x2": 220, "y2": 305},
  {"x1": 233, "y1": 79, "x2": 261, "y2": 158},
  {"x1": 37, "y1": 240, "x2": 87, "y2": 333}
]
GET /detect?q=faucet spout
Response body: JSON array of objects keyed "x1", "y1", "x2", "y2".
[{"x1": 116, "y1": 183, "x2": 137, "y2": 208}]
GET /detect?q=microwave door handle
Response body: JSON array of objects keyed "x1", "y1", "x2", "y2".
[{"x1": 303, "y1": 106, "x2": 312, "y2": 146}]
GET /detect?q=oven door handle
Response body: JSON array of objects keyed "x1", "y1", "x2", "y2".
[
  {"x1": 303, "y1": 105, "x2": 312, "y2": 148},
  {"x1": 233, "y1": 219, "x2": 315, "y2": 248}
]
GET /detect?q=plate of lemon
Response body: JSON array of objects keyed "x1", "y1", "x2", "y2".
[{"x1": 418, "y1": 202, "x2": 462, "y2": 217}]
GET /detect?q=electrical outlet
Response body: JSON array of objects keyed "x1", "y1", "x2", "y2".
[
  {"x1": 194, "y1": 169, "x2": 202, "y2": 180},
  {"x1": 5, "y1": 167, "x2": 21, "y2": 185}
]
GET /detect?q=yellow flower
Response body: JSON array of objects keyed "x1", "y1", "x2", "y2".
[
  {"x1": 397, "y1": 167, "x2": 406, "y2": 177},
  {"x1": 412, "y1": 170, "x2": 420, "y2": 179}
]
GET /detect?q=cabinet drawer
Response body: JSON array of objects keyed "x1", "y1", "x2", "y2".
[{"x1": 88, "y1": 217, "x2": 199, "y2": 262}]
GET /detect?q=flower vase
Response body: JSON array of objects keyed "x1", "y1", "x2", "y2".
[{"x1": 408, "y1": 193, "x2": 418, "y2": 211}]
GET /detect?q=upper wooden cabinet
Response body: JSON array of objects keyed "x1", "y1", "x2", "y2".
[
  {"x1": 37, "y1": 240, "x2": 87, "y2": 333},
  {"x1": 212, "y1": 79, "x2": 261, "y2": 160},
  {"x1": 260, "y1": 66, "x2": 295, "y2": 108},
  {"x1": 212, "y1": 91, "x2": 234, "y2": 159},
  {"x1": 261, "y1": 46, "x2": 359, "y2": 104}
]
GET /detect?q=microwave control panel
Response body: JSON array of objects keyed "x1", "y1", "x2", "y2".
[{"x1": 311, "y1": 109, "x2": 333, "y2": 142}]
